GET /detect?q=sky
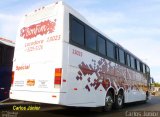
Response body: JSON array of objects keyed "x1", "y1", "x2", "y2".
[{"x1": 0, "y1": 0, "x2": 160, "y2": 82}]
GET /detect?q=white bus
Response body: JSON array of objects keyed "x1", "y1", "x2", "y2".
[{"x1": 10, "y1": 1, "x2": 151, "y2": 111}]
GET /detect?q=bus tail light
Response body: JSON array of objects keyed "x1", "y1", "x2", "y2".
[
  {"x1": 54, "y1": 68, "x2": 62, "y2": 88},
  {"x1": 11, "y1": 71, "x2": 14, "y2": 85}
]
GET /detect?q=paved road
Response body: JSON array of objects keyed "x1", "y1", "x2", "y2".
[{"x1": 1, "y1": 96, "x2": 160, "y2": 117}]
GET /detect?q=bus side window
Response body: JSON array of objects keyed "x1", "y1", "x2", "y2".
[
  {"x1": 136, "y1": 60, "x2": 140, "y2": 72},
  {"x1": 115, "y1": 46, "x2": 119, "y2": 61},
  {"x1": 139, "y1": 62, "x2": 143, "y2": 73},
  {"x1": 106, "y1": 41, "x2": 115, "y2": 59},
  {"x1": 85, "y1": 27, "x2": 97, "y2": 51},
  {"x1": 126, "y1": 54, "x2": 131, "y2": 67},
  {"x1": 70, "y1": 18, "x2": 85, "y2": 46},
  {"x1": 98, "y1": 36, "x2": 106, "y2": 55},
  {"x1": 119, "y1": 48, "x2": 125, "y2": 64},
  {"x1": 130, "y1": 56, "x2": 135, "y2": 69},
  {"x1": 146, "y1": 66, "x2": 150, "y2": 75},
  {"x1": 142, "y1": 64, "x2": 146, "y2": 74}
]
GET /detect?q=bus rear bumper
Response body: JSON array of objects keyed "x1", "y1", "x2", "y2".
[{"x1": 9, "y1": 90, "x2": 63, "y2": 105}]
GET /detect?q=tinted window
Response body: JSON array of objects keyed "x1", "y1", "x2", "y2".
[
  {"x1": 98, "y1": 36, "x2": 106, "y2": 55},
  {"x1": 136, "y1": 60, "x2": 140, "y2": 71},
  {"x1": 119, "y1": 48, "x2": 125, "y2": 64},
  {"x1": 131, "y1": 56, "x2": 135, "y2": 69},
  {"x1": 85, "y1": 28, "x2": 97, "y2": 51},
  {"x1": 115, "y1": 47, "x2": 119, "y2": 61},
  {"x1": 126, "y1": 54, "x2": 131, "y2": 67},
  {"x1": 140, "y1": 62, "x2": 143, "y2": 72},
  {"x1": 142, "y1": 64, "x2": 146, "y2": 73},
  {"x1": 71, "y1": 19, "x2": 84, "y2": 46},
  {"x1": 106, "y1": 41, "x2": 115, "y2": 59},
  {"x1": 146, "y1": 66, "x2": 150, "y2": 74}
]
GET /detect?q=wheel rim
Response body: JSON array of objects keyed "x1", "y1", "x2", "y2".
[
  {"x1": 117, "y1": 95, "x2": 123, "y2": 106},
  {"x1": 105, "y1": 95, "x2": 113, "y2": 109}
]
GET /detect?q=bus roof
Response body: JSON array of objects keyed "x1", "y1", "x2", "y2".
[{"x1": 0, "y1": 37, "x2": 15, "y2": 47}]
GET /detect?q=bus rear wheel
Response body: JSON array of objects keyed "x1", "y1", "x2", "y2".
[
  {"x1": 114, "y1": 91, "x2": 124, "y2": 109},
  {"x1": 103, "y1": 91, "x2": 113, "y2": 111},
  {"x1": 144, "y1": 91, "x2": 149, "y2": 103}
]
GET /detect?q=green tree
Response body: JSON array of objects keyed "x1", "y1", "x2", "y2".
[{"x1": 153, "y1": 82, "x2": 160, "y2": 87}]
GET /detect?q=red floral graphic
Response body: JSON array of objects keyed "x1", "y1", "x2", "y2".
[
  {"x1": 76, "y1": 58, "x2": 112, "y2": 92},
  {"x1": 20, "y1": 19, "x2": 56, "y2": 39},
  {"x1": 76, "y1": 58, "x2": 146, "y2": 92}
]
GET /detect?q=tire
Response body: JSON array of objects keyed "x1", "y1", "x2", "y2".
[
  {"x1": 103, "y1": 91, "x2": 114, "y2": 111},
  {"x1": 114, "y1": 91, "x2": 124, "y2": 109},
  {"x1": 144, "y1": 92, "x2": 149, "y2": 103}
]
